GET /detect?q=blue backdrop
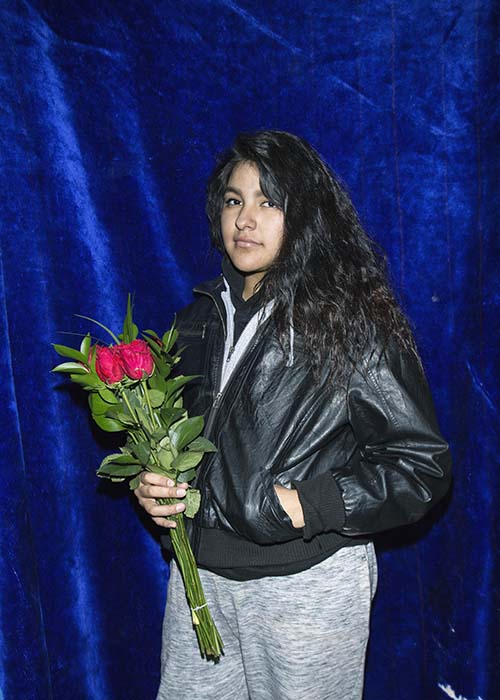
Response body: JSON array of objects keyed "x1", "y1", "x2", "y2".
[{"x1": 1, "y1": 1, "x2": 498, "y2": 699}]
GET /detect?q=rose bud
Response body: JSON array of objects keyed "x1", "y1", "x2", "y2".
[
  {"x1": 117, "y1": 339, "x2": 154, "y2": 379},
  {"x1": 95, "y1": 346, "x2": 125, "y2": 384}
]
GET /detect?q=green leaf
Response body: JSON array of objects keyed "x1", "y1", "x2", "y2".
[
  {"x1": 162, "y1": 326, "x2": 178, "y2": 354},
  {"x1": 122, "y1": 293, "x2": 139, "y2": 344},
  {"x1": 183, "y1": 488, "x2": 201, "y2": 518},
  {"x1": 70, "y1": 373, "x2": 104, "y2": 388},
  {"x1": 177, "y1": 467, "x2": 197, "y2": 483},
  {"x1": 53, "y1": 343, "x2": 88, "y2": 363},
  {"x1": 89, "y1": 392, "x2": 114, "y2": 415},
  {"x1": 80, "y1": 333, "x2": 91, "y2": 357},
  {"x1": 143, "y1": 329, "x2": 161, "y2": 340},
  {"x1": 164, "y1": 375, "x2": 198, "y2": 405},
  {"x1": 98, "y1": 387, "x2": 119, "y2": 404},
  {"x1": 132, "y1": 441, "x2": 151, "y2": 466},
  {"x1": 129, "y1": 473, "x2": 142, "y2": 490},
  {"x1": 92, "y1": 413, "x2": 125, "y2": 432},
  {"x1": 148, "y1": 372, "x2": 167, "y2": 393},
  {"x1": 169, "y1": 416, "x2": 204, "y2": 451},
  {"x1": 97, "y1": 453, "x2": 142, "y2": 477},
  {"x1": 52, "y1": 361, "x2": 89, "y2": 374},
  {"x1": 97, "y1": 463, "x2": 141, "y2": 478},
  {"x1": 188, "y1": 436, "x2": 217, "y2": 453},
  {"x1": 152, "y1": 427, "x2": 168, "y2": 442},
  {"x1": 127, "y1": 391, "x2": 141, "y2": 409},
  {"x1": 101, "y1": 452, "x2": 141, "y2": 465},
  {"x1": 171, "y1": 450, "x2": 204, "y2": 472},
  {"x1": 135, "y1": 405, "x2": 150, "y2": 428},
  {"x1": 155, "y1": 462, "x2": 173, "y2": 477},
  {"x1": 155, "y1": 359, "x2": 174, "y2": 380},
  {"x1": 158, "y1": 447, "x2": 173, "y2": 470},
  {"x1": 159, "y1": 407, "x2": 185, "y2": 428},
  {"x1": 143, "y1": 334, "x2": 162, "y2": 358},
  {"x1": 148, "y1": 389, "x2": 165, "y2": 408},
  {"x1": 105, "y1": 410, "x2": 137, "y2": 428}
]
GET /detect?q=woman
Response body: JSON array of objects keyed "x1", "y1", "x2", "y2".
[{"x1": 135, "y1": 130, "x2": 452, "y2": 699}]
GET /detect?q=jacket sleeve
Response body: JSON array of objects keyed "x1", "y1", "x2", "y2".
[{"x1": 294, "y1": 340, "x2": 452, "y2": 539}]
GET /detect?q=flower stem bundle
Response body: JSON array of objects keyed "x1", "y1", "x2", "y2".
[{"x1": 52, "y1": 295, "x2": 223, "y2": 660}]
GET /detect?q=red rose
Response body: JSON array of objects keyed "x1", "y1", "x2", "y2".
[
  {"x1": 94, "y1": 346, "x2": 125, "y2": 384},
  {"x1": 117, "y1": 339, "x2": 154, "y2": 379}
]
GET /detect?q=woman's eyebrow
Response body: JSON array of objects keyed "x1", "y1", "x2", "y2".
[{"x1": 224, "y1": 186, "x2": 265, "y2": 197}]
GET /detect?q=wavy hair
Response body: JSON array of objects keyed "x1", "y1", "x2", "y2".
[{"x1": 206, "y1": 130, "x2": 418, "y2": 383}]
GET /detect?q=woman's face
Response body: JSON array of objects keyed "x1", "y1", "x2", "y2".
[{"x1": 221, "y1": 161, "x2": 284, "y2": 297}]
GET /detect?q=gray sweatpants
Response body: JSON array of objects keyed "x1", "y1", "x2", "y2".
[{"x1": 157, "y1": 543, "x2": 377, "y2": 700}]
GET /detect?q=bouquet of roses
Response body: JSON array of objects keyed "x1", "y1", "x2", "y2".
[{"x1": 51, "y1": 296, "x2": 223, "y2": 660}]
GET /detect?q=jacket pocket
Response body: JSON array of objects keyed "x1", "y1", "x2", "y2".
[{"x1": 255, "y1": 473, "x2": 305, "y2": 544}]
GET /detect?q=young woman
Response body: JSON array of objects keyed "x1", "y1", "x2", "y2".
[{"x1": 135, "y1": 130, "x2": 452, "y2": 699}]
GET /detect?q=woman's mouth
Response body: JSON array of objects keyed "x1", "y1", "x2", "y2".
[{"x1": 235, "y1": 238, "x2": 261, "y2": 248}]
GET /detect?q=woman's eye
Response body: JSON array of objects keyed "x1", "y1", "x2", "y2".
[
  {"x1": 224, "y1": 197, "x2": 240, "y2": 207},
  {"x1": 262, "y1": 200, "x2": 279, "y2": 209}
]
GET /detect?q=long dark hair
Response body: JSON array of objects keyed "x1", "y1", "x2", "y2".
[{"x1": 206, "y1": 129, "x2": 418, "y2": 383}]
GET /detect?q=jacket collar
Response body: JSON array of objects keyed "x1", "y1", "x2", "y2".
[
  {"x1": 192, "y1": 274, "x2": 227, "y2": 336},
  {"x1": 192, "y1": 274, "x2": 225, "y2": 297},
  {"x1": 192, "y1": 256, "x2": 245, "y2": 297},
  {"x1": 192, "y1": 257, "x2": 266, "y2": 338}
]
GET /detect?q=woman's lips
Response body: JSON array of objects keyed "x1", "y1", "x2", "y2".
[{"x1": 234, "y1": 238, "x2": 261, "y2": 248}]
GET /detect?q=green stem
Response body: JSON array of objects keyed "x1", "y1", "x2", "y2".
[
  {"x1": 120, "y1": 389, "x2": 137, "y2": 422},
  {"x1": 119, "y1": 388, "x2": 150, "y2": 446},
  {"x1": 141, "y1": 382, "x2": 159, "y2": 428},
  {"x1": 158, "y1": 505, "x2": 223, "y2": 660}
]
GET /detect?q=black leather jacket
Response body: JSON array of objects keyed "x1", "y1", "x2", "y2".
[{"x1": 174, "y1": 275, "x2": 452, "y2": 565}]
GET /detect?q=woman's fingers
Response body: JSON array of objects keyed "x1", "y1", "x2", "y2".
[
  {"x1": 135, "y1": 472, "x2": 188, "y2": 499},
  {"x1": 140, "y1": 472, "x2": 188, "y2": 488},
  {"x1": 140, "y1": 484, "x2": 187, "y2": 499},
  {"x1": 134, "y1": 472, "x2": 190, "y2": 528},
  {"x1": 135, "y1": 497, "x2": 185, "y2": 528},
  {"x1": 152, "y1": 516, "x2": 178, "y2": 528}
]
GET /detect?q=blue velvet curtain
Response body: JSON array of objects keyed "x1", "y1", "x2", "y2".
[{"x1": 1, "y1": 1, "x2": 498, "y2": 698}]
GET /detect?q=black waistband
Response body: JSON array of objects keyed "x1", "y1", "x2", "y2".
[{"x1": 161, "y1": 527, "x2": 369, "y2": 581}]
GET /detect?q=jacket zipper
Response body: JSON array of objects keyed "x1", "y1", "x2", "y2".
[
  {"x1": 189, "y1": 287, "x2": 227, "y2": 556},
  {"x1": 203, "y1": 328, "x2": 261, "y2": 440},
  {"x1": 193, "y1": 286, "x2": 227, "y2": 409},
  {"x1": 192, "y1": 325, "x2": 266, "y2": 558},
  {"x1": 204, "y1": 391, "x2": 223, "y2": 437}
]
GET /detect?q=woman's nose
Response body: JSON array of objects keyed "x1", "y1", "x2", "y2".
[{"x1": 235, "y1": 204, "x2": 257, "y2": 230}]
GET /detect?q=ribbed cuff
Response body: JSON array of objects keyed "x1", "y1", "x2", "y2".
[{"x1": 292, "y1": 473, "x2": 346, "y2": 541}]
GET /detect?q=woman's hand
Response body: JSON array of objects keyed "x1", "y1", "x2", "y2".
[
  {"x1": 134, "y1": 472, "x2": 188, "y2": 528},
  {"x1": 274, "y1": 485, "x2": 305, "y2": 528}
]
